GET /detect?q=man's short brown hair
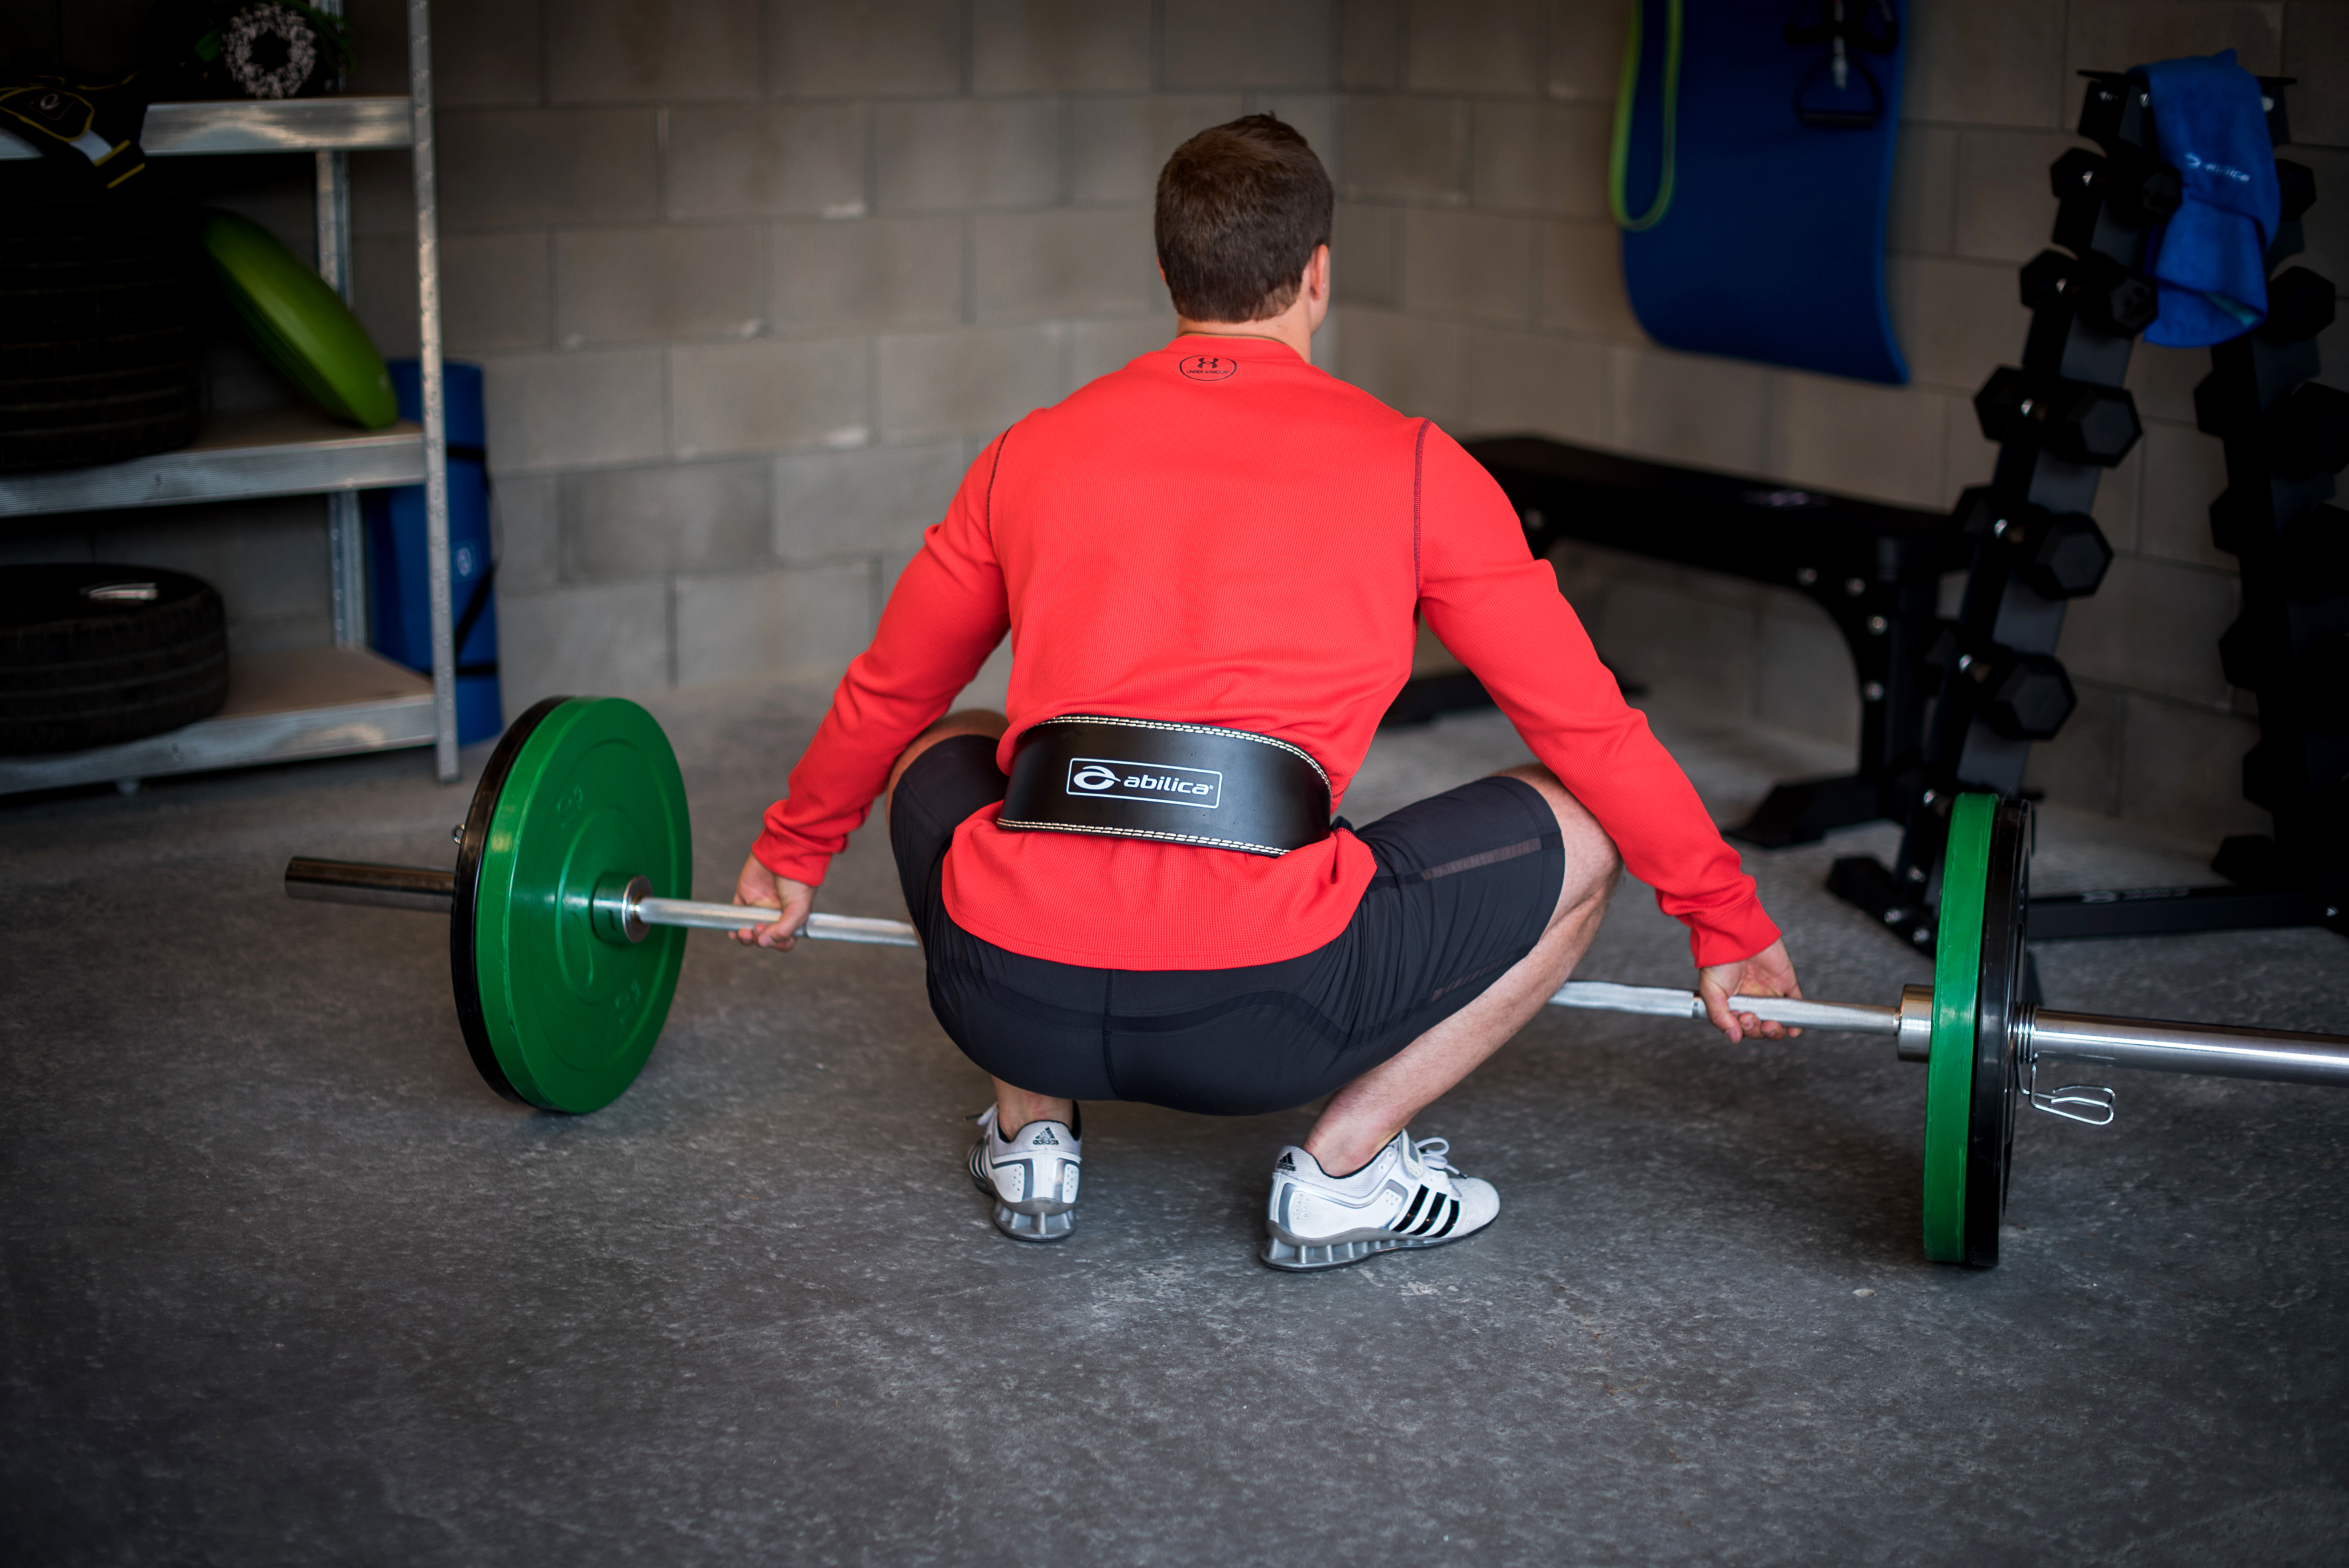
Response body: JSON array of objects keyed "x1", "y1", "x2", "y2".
[{"x1": 1154, "y1": 115, "x2": 1334, "y2": 324}]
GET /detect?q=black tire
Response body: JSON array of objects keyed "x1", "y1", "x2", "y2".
[
  {"x1": 0, "y1": 564, "x2": 230, "y2": 754},
  {"x1": 0, "y1": 172, "x2": 202, "y2": 472}
]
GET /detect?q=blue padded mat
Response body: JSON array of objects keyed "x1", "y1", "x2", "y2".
[{"x1": 1617, "y1": 0, "x2": 1909, "y2": 385}]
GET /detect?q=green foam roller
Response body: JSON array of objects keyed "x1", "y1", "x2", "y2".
[{"x1": 198, "y1": 208, "x2": 396, "y2": 430}]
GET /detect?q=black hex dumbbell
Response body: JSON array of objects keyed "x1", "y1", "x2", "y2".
[
  {"x1": 2281, "y1": 504, "x2": 2349, "y2": 595},
  {"x1": 2258, "y1": 268, "x2": 2336, "y2": 345},
  {"x1": 2021, "y1": 249, "x2": 2159, "y2": 339},
  {"x1": 2008, "y1": 507, "x2": 2113, "y2": 599},
  {"x1": 1975, "y1": 365, "x2": 2142, "y2": 465},
  {"x1": 2051, "y1": 147, "x2": 2182, "y2": 253},
  {"x1": 2267, "y1": 381, "x2": 2349, "y2": 479},
  {"x1": 2297, "y1": 634, "x2": 2349, "y2": 732},
  {"x1": 1964, "y1": 645, "x2": 2078, "y2": 741}
]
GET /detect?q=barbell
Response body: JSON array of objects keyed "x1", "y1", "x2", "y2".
[{"x1": 285, "y1": 695, "x2": 2349, "y2": 1269}]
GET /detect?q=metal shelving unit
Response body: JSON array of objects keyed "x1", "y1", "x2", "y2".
[{"x1": 0, "y1": 0, "x2": 460, "y2": 795}]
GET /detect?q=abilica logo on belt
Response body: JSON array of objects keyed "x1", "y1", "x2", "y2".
[{"x1": 1065, "y1": 758, "x2": 1223, "y2": 810}]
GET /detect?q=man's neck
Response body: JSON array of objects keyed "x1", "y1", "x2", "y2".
[{"x1": 1174, "y1": 316, "x2": 1314, "y2": 364}]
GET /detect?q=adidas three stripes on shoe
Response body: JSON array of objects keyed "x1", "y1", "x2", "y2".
[
  {"x1": 1260, "y1": 1130, "x2": 1500, "y2": 1270},
  {"x1": 968, "y1": 1105, "x2": 1082, "y2": 1242}
]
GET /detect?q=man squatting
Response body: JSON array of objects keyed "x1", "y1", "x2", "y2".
[{"x1": 731, "y1": 115, "x2": 1802, "y2": 1270}]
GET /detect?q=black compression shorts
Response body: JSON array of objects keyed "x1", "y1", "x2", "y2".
[{"x1": 890, "y1": 735, "x2": 1565, "y2": 1116}]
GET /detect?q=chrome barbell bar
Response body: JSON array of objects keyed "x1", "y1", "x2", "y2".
[{"x1": 284, "y1": 857, "x2": 2349, "y2": 1089}]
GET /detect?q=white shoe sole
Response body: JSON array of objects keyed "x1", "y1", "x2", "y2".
[{"x1": 1258, "y1": 1220, "x2": 1489, "y2": 1272}]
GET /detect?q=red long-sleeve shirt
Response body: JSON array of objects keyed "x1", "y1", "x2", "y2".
[{"x1": 754, "y1": 334, "x2": 1779, "y2": 970}]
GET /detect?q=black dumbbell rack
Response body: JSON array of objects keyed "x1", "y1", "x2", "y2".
[
  {"x1": 1829, "y1": 70, "x2": 2169, "y2": 952},
  {"x1": 1837, "y1": 72, "x2": 2346, "y2": 950}
]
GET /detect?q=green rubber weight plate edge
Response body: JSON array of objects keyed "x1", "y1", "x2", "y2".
[
  {"x1": 471, "y1": 697, "x2": 691, "y2": 1113},
  {"x1": 1921, "y1": 793, "x2": 1996, "y2": 1264}
]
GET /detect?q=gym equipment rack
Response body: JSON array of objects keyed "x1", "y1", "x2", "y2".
[
  {"x1": 0, "y1": 0, "x2": 463, "y2": 795},
  {"x1": 1831, "y1": 70, "x2": 2345, "y2": 950}
]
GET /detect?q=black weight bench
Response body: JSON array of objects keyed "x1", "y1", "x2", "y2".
[{"x1": 1384, "y1": 436, "x2": 1968, "y2": 847}]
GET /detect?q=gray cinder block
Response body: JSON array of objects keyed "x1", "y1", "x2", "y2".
[
  {"x1": 1905, "y1": 0, "x2": 2065, "y2": 129},
  {"x1": 874, "y1": 99, "x2": 1065, "y2": 212},
  {"x1": 1542, "y1": 0, "x2": 1627, "y2": 103},
  {"x1": 1607, "y1": 343, "x2": 1770, "y2": 473},
  {"x1": 563, "y1": 460, "x2": 774, "y2": 581},
  {"x1": 1164, "y1": 0, "x2": 1335, "y2": 89},
  {"x1": 2137, "y1": 421, "x2": 2232, "y2": 571},
  {"x1": 1767, "y1": 369, "x2": 1950, "y2": 509},
  {"x1": 491, "y1": 472, "x2": 563, "y2": 594},
  {"x1": 1400, "y1": 208, "x2": 1537, "y2": 324},
  {"x1": 674, "y1": 562, "x2": 877, "y2": 687},
  {"x1": 1953, "y1": 129, "x2": 2081, "y2": 267},
  {"x1": 499, "y1": 579, "x2": 672, "y2": 718},
  {"x1": 2114, "y1": 693, "x2": 2269, "y2": 845},
  {"x1": 666, "y1": 104, "x2": 867, "y2": 221},
  {"x1": 1333, "y1": 306, "x2": 1467, "y2": 424},
  {"x1": 1333, "y1": 202, "x2": 1401, "y2": 307},
  {"x1": 555, "y1": 225, "x2": 764, "y2": 346},
  {"x1": 1462, "y1": 326, "x2": 1603, "y2": 444},
  {"x1": 1404, "y1": 0, "x2": 1540, "y2": 97},
  {"x1": 1471, "y1": 101, "x2": 1608, "y2": 218},
  {"x1": 974, "y1": 208, "x2": 1156, "y2": 321},
  {"x1": 441, "y1": 232, "x2": 553, "y2": 355},
  {"x1": 766, "y1": 0, "x2": 965, "y2": 98},
  {"x1": 670, "y1": 337, "x2": 873, "y2": 458},
  {"x1": 1886, "y1": 255, "x2": 2028, "y2": 394},
  {"x1": 439, "y1": 109, "x2": 660, "y2": 229},
  {"x1": 482, "y1": 348, "x2": 670, "y2": 471},
  {"x1": 1340, "y1": 96, "x2": 1469, "y2": 206},
  {"x1": 1536, "y1": 219, "x2": 1640, "y2": 341},
  {"x1": 432, "y1": 0, "x2": 544, "y2": 109},
  {"x1": 1069, "y1": 316, "x2": 1179, "y2": 387},
  {"x1": 1341, "y1": 0, "x2": 1406, "y2": 89},
  {"x1": 875, "y1": 324, "x2": 1067, "y2": 441},
  {"x1": 772, "y1": 441, "x2": 969, "y2": 561},
  {"x1": 1071, "y1": 95, "x2": 1246, "y2": 204},
  {"x1": 975, "y1": 0, "x2": 1152, "y2": 93},
  {"x1": 2059, "y1": 556, "x2": 2240, "y2": 710},
  {"x1": 770, "y1": 216, "x2": 966, "y2": 332},
  {"x1": 546, "y1": 0, "x2": 761, "y2": 103}
]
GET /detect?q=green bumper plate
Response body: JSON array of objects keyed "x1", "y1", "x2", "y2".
[
  {"x1": 459, "y1": 697, "x2": 690, "y2": 1113},
  {"x1": 1921, "y1": 793, "x2": 1995, "y2": 1264},
  {"x1": 199, "y1": 208, "x2": 397, "y2": 430}
]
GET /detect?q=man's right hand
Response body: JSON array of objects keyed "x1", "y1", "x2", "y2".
[
  {"x1": 732, "y1": 853, "x2": 815, "y2": 951},
  {"x1": 1697, "y1": 938, "x2": 1802, "y2": 1043}
]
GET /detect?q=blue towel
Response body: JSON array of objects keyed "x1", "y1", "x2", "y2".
[{"x1": 2133, "y1": 49, "x2": 2279, "y2": 347}]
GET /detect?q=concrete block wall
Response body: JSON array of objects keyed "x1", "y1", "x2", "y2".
[
  {"x1": 333, "y1": 0, "x2": 1342, "y2": 717},
  {"x1": 1337, "y1": 0, "x2": 2349, "y2": 848}
]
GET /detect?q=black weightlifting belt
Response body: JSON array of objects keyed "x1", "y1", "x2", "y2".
[{"x1": 998, "y1": 716, "x2": 1332, "y2": 857}]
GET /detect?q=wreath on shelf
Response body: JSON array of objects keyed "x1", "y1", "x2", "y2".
[{"x1": 201, "y1": 3, "x2": 356, "y2": 101}]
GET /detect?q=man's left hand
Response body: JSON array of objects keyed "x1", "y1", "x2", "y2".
[
  {"x1": 1697, "y1": 939, "x2": 1802, "y2": 1043},
  {"x1": 732, "y1": 854, "x2": 815, "y2": 950}
]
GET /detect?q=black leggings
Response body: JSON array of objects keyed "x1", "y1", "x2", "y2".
[{"x1": 890, "y1": 735, "x2": 1565, "y2": 1116}]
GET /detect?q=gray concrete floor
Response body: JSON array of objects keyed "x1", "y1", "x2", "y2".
[{"x1": 5, "y1": 686, "x2": 2347, "y2": 1566}]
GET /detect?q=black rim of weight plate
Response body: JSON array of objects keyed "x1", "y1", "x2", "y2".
[
  {"x1": 449, "y1": 694, "x2": 569, "y2": 1106},
  {"x1": 1966, "y1": 798, "x2": 2033, "y2": 1268}
]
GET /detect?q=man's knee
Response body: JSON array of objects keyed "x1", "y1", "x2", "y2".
[
  {"x1": 1496, "y1": 763, "x2": 1622, "y2": 918},
  {"x1": 885, "y1": 708, "x2": 1008, "y2": 810}
]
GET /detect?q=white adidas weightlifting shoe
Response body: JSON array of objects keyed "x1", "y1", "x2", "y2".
[
  {"x1": 967, "y1": 1105, "x2": 1082, "y2": 1242},
  {"x1": 1260, "y1": 1130, "x2": 1499, "y2": 1270}
]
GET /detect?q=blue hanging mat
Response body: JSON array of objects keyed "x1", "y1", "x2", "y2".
[
  {"x1": 365, "y1": 360, "x2": 503, "y2": 746},
  {"x1": 1612, "y1": 0, "x2": 1910, "y2": 385}
]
